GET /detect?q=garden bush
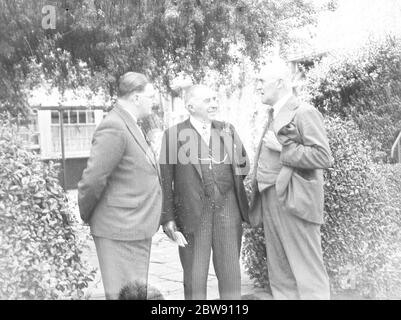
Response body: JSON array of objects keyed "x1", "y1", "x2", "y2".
[
  {"x1": 242, "y1": 117, "x2": 401, "y2": 299},
  {"x1": 305, "y1": 36, "x2": 401, "y2": 161},
  {"x1": 0, "y1": 115, "x2": 95, "y2": 299}
]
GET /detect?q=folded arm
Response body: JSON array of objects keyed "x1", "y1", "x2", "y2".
[{"x1": 280, "y1": 107, "x2": 333, "y2": 170}]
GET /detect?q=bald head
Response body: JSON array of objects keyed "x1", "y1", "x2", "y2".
[
  {"x1": 185, "y1": 85, "x2": 211, "y2": 106},
  {"x1": 256, "y1": 59, "x2": 293, "y2": 105},
  {"x1": 257, "y1": 60, "x2": 292, "y2": 85}
]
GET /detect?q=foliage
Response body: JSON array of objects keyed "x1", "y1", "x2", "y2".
[
  {"x1": 366, "y1": 163, "x2": 401, "y2": 299},
  {"x1": 322, "y1": 117, "x2": 401, "y2": 298},
  {"x1": 0, "y1": 115, "x2": 96, "y2": 299},
  {"x1": 242, "y1": 117, "x2": 401, "y2": 299},
  {"x1": 0, "y1": 0, "x2": 317, "y2": 116},
  {"x1": 50, "y1": 0, "x2": 316, "y2": 91},
  {"x1": 305, "y1": 36, "x2": 401, "y2": 161},
  {"x1": 242, "y1": 226, "x2": 270, "y2": 290}
]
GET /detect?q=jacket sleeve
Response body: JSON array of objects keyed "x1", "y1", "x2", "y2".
[
  {"x1": 77, "y1": 126, "x2": 126, "y2": 223},
  {"x1": 231, "y1": 124, "x2": 250, "y2": 177},
  {"x1": 280, "y1": 107, "x2": 334, "y2": 170},
  {"x1": 159, "y1": 129, "x2": 176, "y2": 225}
]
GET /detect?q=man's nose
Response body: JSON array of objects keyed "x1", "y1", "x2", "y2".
[{"x1": 210, "y1": 100, "x2": 219, "y2": 109}]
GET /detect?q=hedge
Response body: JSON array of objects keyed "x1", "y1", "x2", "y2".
[
  {"x1": 305, "y1": 36, "x2": 401, "y2": 162},
  {"x1": 242, "y1": 117, "x2": 401, "y2": 299},
  {"x1": 0, "y1": 115, "x2": 95, "y2": 299}
]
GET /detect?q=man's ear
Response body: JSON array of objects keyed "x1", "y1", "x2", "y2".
[
  {"x1": 128, "y1": 92, "x2": 139, "y2": 104},
  {"x1": 187, "y1": 104, "x2": 194, "y2": 113},
  {"x1": 276, "y1": 79, "x2": 284, "y2": 89}
]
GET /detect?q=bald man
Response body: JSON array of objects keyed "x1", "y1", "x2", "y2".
[
  {"x1": 159, "y1": 85, "x2": 250, "y2": 300},
  {"x1": 78, "y1": 72, "x2": 162, "y2": 299},
  {"x1": 249, "y1": 61, "x2": 334, "y2": 300}
]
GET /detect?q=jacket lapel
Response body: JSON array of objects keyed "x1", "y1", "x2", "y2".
[
  {"x1": 179, "y1": 119, "x2": 203, "y2": 180},
  {"x1": 273, "y1": 95, "x2": 300, "y2": 135},
  {"x1": 113, "y1": 105, "x2": 157, "y2": 169},
  {"x1": 213, "y1": 121, "x2": 236, "y2": 170}
]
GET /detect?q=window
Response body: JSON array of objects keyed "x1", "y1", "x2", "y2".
[
  {"x1": 78, "y1": 111, "x2": 86, "y2": 124},
  {"x1": 51, "y1": 110, "x2": 96, "y2": 156},
  {"x1": 19, "y1": 110, "x2": 40, "y2": 153},
  {"x1": 51, "y1": 111, "x2": 59, "y2": 124},
  {"x1": 70, "y1": 111, "x2": 78, "y2": 124}
]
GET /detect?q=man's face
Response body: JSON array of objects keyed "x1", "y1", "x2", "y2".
[
  {"x1": 256, "y1": 76, "x2": 280, "y2": 106},
  {"x1": 131, "y1": 83, "x2": 156, "y2": 118},
  {"x1": 189, "y1": 87, "x2": 219, "y2": 121}
]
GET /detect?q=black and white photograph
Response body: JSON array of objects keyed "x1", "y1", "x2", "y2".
[{"x1": 0, "y1": 0, "x2": 401, "y2": 305}]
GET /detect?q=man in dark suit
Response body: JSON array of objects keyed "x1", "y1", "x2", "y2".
[
  {"x1": 160, "y1": 85, "x2": 250, "y2": 300},
  {"x1": 249, "y1": 61, "x2": 333, "y2": 299},
  {"x1": 78, "y1": 72, "x2": 162, "y2": 300}
]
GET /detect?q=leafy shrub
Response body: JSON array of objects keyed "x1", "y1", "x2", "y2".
[
  {"x1": 372, "y1": 164, "x2": 401, "y2": 213},
  {"x1": 366, "y1": 163, "x2": 401, "y2": 299},
  {"x1": 322, "y1": 117, "x2": 401, "y2": 298},
  {"x1": 242, "y1": 117, "x2": 401, "y2": 299},
  {"x1": 0, "y1": 116, "x2": 95, "y2": 299},
  {"x1": 305, "y1": 36, "x2": 401, "y2": 161},
  {"x1": 242, "y1": 225, "x2": 270, "y2": 290}
]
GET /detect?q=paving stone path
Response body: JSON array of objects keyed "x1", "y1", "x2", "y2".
[{"x1": 67, "y1": 190, "x2": 272, "y2": 300}]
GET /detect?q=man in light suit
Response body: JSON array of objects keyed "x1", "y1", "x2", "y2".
[
  {"x1": 249, "y1": 61, "x2": 334, "y2": 300},
  {"x1": 160, "y1": 85, "x2": 250, "y2": 300},
  {"x1": 78, "y1": 72, "x2": 162, "y2": 300}
]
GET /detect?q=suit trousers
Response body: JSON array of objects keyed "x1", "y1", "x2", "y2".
[
  {"x1": 93, "y1": 236, "x2": 152, "y2": 300},
  {"x1": 260, "y1": 186, "x2": 330, "y2": 300},
  {"x1": 179, "y1": 187, "x2": 243, "y2": 300}
]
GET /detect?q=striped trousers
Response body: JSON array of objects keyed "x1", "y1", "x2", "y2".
[{"x1": 179, "y1": 186, "x2": 243, "y2": 300}]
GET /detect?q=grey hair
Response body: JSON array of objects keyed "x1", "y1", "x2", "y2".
[{"x1": 117, "y1": 72, "x2": 149, "y2": 98}]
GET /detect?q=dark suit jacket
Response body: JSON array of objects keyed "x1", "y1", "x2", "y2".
[
  {"x1": 78, "y1": 105, "x2": 162, "y2": 241},
  {"x1": 159, "y1": 119, "x2": 250, "y2": 234}
]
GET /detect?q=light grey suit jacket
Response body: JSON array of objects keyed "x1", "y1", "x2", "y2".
[
  {"x1": 249, "y1": 96, "x2": 334, "y2": 226},
  {"x1": 78, "y1": 104, "x2": 162, "y2": 241}
]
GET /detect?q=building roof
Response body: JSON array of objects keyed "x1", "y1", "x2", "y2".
[{"x1": 27, "y1": 84, "x2": 112, "y2": 108}]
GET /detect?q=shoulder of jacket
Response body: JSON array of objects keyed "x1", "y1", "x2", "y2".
[
  {"x1": 216, "y1": 120, "x2": 235, "y2": 132},
  {"x1": 94, "y1": 120, "x2": 125, "y2": 140},
  {"x1": 98, "y1": 111, "x2": 125, "y2": 130},
  {"x1": 296, "y1": 102, "x2": 321, "y2": 117},
  {"x1": 164, "y1": 123, "x2": 180, "y2": 134}
]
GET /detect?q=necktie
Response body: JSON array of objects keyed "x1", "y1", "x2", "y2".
[
  {"x1": 139, "y1": 124, "x2": 161, "y2": 179},
  {"x1": 140, "y1": 125, "x2": 152, "y2": 147},
  {"x1": 201, "y1": 122, "x2": 210, "y2": 146},
  {"x1": 251, "y1": 108, "x2": 275, "y2": 184}
]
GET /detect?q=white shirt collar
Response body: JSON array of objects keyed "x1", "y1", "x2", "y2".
[
  {"x1": 124, "y1": 108, "x2": 138, "y2": 124},
  {"x1": 189, "y1": 116, "x2": 211, "y2": 133},
  {"x1": 189, "y1": 116, "x2": 211, "y2": 143},
  {"x1": 116, "y1": 101, "x2": 139, "y2": 123},
  {"x1": 272, "y1": 92, "x2": 292, "y2": 117}
]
